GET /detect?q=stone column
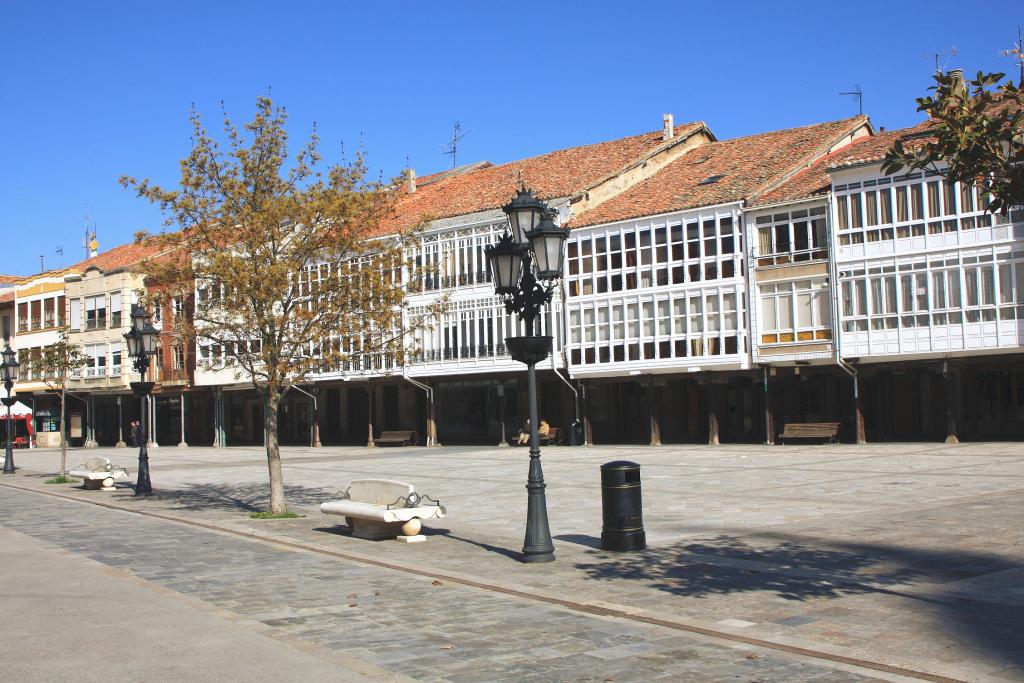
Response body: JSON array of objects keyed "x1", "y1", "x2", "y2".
[
  {"x1": 428, "y1": 386, "x2": 439, "y2": 446},
  {"x1": 944, "y1": 366, "x2": 960, "y2": 444},
  {"x1": 497, "y1": 383, "x2": 509, "y2": 447},
  {"x1": 148, "y1": 396, "x2": 158, "y2": 448},
  {"x1": 366, "y1": 385, "x2": 376, "y2": 448},
  {"x1": 116, "y1": 395, "x2": 126, "y2": 448},
  {"x1": 647, "y1": 379, "x2": 661, "y2": 447},
  {"x1": 178, "y1": 394, "x2": 188, "y2": 448},
  {"x1": 85, "y1": 395, "x2": 98, "y2": 448},
  {"x1": 211, "y1": 391, "x2": 219, "y2": 447},
  {"x1": 763, "y1": 367, "x2": 774, "y2": 445},
  {"x1": 312, "y1": 389, "x2": 321, "y2": 448},
  {"x1": 707, "y1": 383, "x2": 721, "y2": 446},
  {"x1": 581, "y1": 381, "x2": 593, "y2": 446},
  {"x1": 854, "y1": 374, "x2": 866, "y2": 445}
]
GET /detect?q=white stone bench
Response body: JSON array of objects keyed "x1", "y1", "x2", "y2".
[
  {"x1": 320, "y1": 479, "x2": 446, "y2": 543},
  {"x1": 68, "y1": 457, "x2": 130, "y2": 491}
]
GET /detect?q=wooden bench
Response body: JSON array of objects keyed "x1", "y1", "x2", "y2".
[
  {"x1": 68, "y1": 457, "x2": 130, "y2": 491},
  {"x1": 539, "y1": 427, "x2": 563, "y2": 446},
  {"x1": 374, "y1": 430, "x2": 418, "y2": 447},
  {"x1": 778, "y1": 422, "x2": 841, "y2": 444},
  {"x1": 320, "y1": 478, "x2": 446, "y2": 543}
]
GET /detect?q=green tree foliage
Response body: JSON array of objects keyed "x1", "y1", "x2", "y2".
[
  {"x1": 30, "y1": 329, "x2": 88, "y2": 476},
  {"x1": 121, "y1": 97, "x2": 429, "y2": 514},
  {"x1": 883, "y1": 71, "x2": 1023, "y2": 214}
]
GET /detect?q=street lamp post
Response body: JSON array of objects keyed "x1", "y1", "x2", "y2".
[
  {"x1": 123, "y1": 304, "x2": 160, "y2": 495},
  {"x1": 2, "y1": 339, "x2": 21, "y2": 474},
  {"x1": 486, "y1": 188, "x2": 569, "y2": 563}
]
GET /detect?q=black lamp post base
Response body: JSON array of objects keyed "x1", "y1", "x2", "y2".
[
  {"x1": 131, "y1": 382, "x2": 155, "y2": 495},
  {"x1": 521, "y1": 550, "x2": 555, "y2": 563},
  {"x1": 3, "y1": 396, "x2": 16, "y2": 473}
]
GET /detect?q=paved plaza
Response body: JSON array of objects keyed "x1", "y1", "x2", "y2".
[{"x1": 1, "y1": 441, "x2": 1023, "y2": 682}]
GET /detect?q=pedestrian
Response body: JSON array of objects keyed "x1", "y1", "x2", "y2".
[
  {"x1": 129, "y1": 420, "x2": 140, "y2": 448},
  {"x1": 517, "y1": 419, "x2": 531, "y2": 446}
]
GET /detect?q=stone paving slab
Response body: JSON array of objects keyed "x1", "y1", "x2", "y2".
[
  {"x1": 6, "y1": 441, "x2": 1024, "y2": 681},
  {"x1": 0, "y1": 487, "x2": 882, "y2": 682}
]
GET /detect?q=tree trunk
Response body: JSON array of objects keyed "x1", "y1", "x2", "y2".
[
  {"x1": 59, "y1": 388, "x2": 67, "y2": 476},
  {"x1": 264, "y1": 390, "x2": 286, "y2": 514}
]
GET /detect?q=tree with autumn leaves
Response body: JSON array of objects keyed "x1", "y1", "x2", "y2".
[
  {"x1": 29, "y1": 329, "x2": 88, "y2": 479},
  {"x1": 122, "y1": 97, "x2": 429, "y2": 515}
]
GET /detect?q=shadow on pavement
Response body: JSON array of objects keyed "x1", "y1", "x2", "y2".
[
  {"x1": 574, "y1": 531, "x2": 1024, "y2": 673},
  {"x1": 554, "y1": 533, "x2": 602, "y2": 549},
  {"x1": 144, "y1": 482, "x2": 344, "y2": 513},
  {"x1": 438, "y1": 531, "x2": 523, "y2": 561}
]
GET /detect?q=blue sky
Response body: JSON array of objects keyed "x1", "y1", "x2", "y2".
[{"x1": 1, "y1": 1, "x2": 1020, "y2": 275}]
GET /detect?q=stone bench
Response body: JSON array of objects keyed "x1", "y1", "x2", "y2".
[
  {"x1": 68, "y1": 457, "x2": 130, "y2": 491},
  {"x1": 320, "y1": 478, "x2": 446, "y2": 543}
]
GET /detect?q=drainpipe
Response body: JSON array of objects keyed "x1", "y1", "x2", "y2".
[
  {"x1": 284, "y1": 384, "x2": 320, "y2": 448},
  {"x1": 554, "y1": 279, "x2": 581, "y2": 445},
  {"x1": 828, "y1": 201, "x2": 865, "y2": 445},
  {"x1": 762, "y1": 365, "x2": 773, "y2": 445},
  {"x1": 402, "y1": 372, "x2": 436, "y2": 446},
  {"x1": 551, "y1": 356, "x2": 580, "y2": 446}
]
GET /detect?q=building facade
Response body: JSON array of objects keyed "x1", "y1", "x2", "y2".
[{"x1": 12, "y1": 104, "x2": 1024, "y2": 449}]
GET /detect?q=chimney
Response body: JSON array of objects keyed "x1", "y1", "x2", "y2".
[
  {"x1": 406, "y1": 168, "x2": 417, "y2": 193},
  {"x1": 662, "y1": 113, "x2": 674, "y2": 141}
]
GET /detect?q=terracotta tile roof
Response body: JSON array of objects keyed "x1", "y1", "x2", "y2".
[
  {"x1": 752, "y1": 127, "x2": 883, "y2": 207},
  {"x1": 569, "y1": 116, "x2": 868, "y2": 228},
  {"x1": 0, "y1": 275, "x2": 20, "y2": 285},
  {"x1": 69, "y1": 238, "x2": 174, "y2": 274},
  {"x1": 826, "y1": 120, "x2": 934, "y2": 170},
  {"x1": 381, "y1": 122, "x2": 709, "y2": 233},
  {"x1": 0, "y1": 291, "x2": 13, "y2": 304}
]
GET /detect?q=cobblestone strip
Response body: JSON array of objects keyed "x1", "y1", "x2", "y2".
[{"x1": 0, "y1": 485, "x2": 888, "y2": 683}]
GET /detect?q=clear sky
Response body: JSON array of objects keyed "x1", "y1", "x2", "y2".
[{"x1": 1, "y1": 1, "x2": 1021, "y2": 275}]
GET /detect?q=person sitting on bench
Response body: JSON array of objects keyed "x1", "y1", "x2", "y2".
[
  {"x1": 517, "y1": 419, "x2": 530, "y2": 446},
  {"x1": 517, "y1": 418, "x2": 549, "y2": 446}
]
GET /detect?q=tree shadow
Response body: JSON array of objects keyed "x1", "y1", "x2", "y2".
[
  {"x1": 140, "y1": 481, "x2": 344, "y2": 513},
  {"x1": 574, "y1": 531, "x2": 1024, "y2": 672}
]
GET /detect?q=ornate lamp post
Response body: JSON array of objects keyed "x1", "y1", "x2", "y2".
[
  {"x1": 123, "y1": 304, "x2": 159, "y2": 495},
  {"x1": 2, "y1": 339, "x2": 21, "y2": 474},
  {"x1": 486, "y1": 188, "x2": 569, "y2": 563}
]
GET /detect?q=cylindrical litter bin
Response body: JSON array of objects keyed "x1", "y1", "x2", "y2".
[{"x1": 600, "y1": 460, "x2": 646, "y2": 551}]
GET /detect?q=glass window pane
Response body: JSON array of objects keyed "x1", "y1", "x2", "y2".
[
  {"x1": 777, "y1": 294, "x2": 793, "y2": 328},
  {"x1": 796, "y1": 293, "x2": 813, "y2": 327}
]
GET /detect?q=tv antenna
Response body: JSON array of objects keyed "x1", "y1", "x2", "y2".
[
  {"x1": 1001, "y1": 26, "x2": 1024, "y2": 84},
  {"x1": 82, "y1": 206, "x2": 93, "y2": 260},
  {"x1": 441, "y1": 121, "x2": 469, "y2": 169},
  {"x1": 55, "y1": 247, "x2": 63, "y2": 269},
  {"x1": 839, "y1": 85, "x2": 863, "y2": 115},
  {"x1": 925, "y1": 46, "x2": 958, "y2": 75}
]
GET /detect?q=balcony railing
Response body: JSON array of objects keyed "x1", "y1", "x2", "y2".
[{"x1": 755, "y1": 247, "x2": 829, "y2": 268}]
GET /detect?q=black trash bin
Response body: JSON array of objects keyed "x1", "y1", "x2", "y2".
[{"x1": 600, "y1": 460, "x2": 646, "y2": 551}]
